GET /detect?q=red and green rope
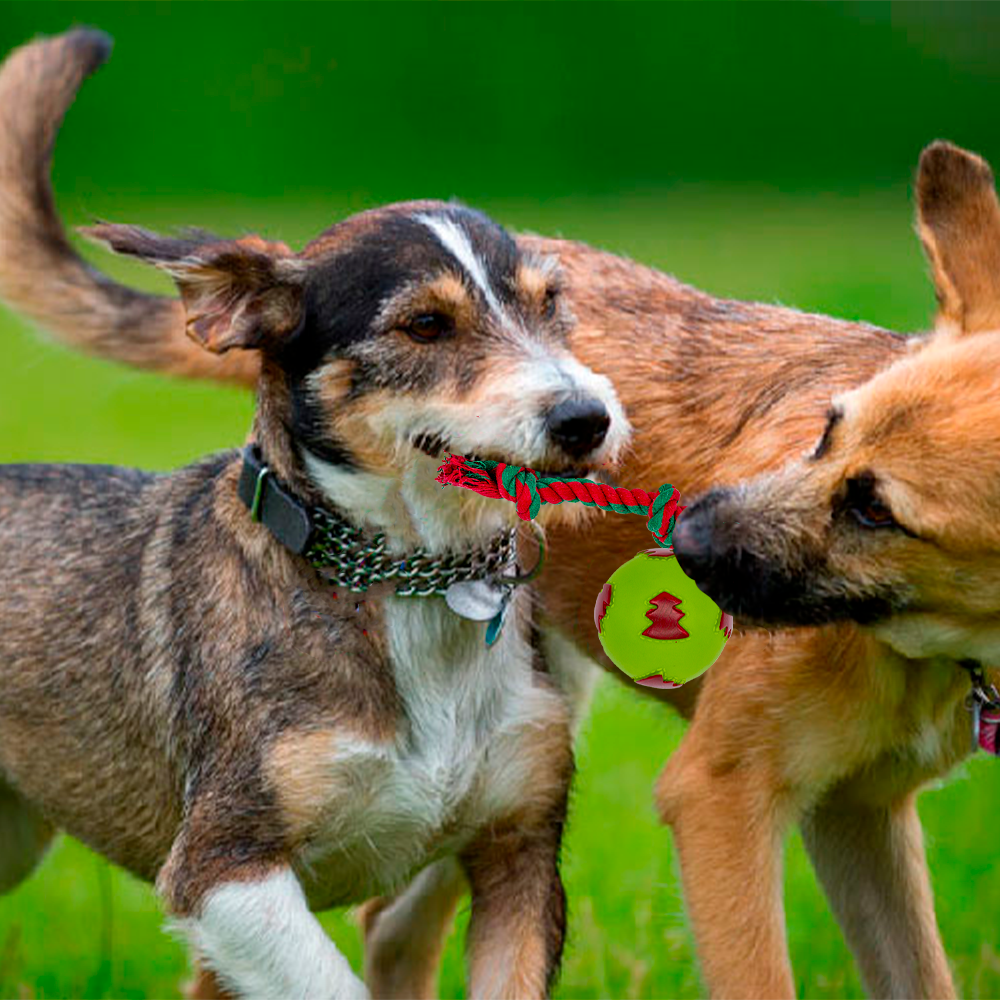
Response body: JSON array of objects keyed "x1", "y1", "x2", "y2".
[{"x1": 435, "y1": 455, "x2": 685, "y2": 546}]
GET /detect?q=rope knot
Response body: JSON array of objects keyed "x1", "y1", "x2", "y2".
[
  {"x1": 646, "y1": 483, "x2": 680, "y2": 546},
  {"x1": 497, "y1": 464, "x2": 542, "y2": 521}
]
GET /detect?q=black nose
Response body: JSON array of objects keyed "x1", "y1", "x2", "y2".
[
  {"x1": 671, "y1": 491, "x2": 727, "y2": 585},
  {"x1": 545, "y1": 398, "x2": 610, "y2": 459}
]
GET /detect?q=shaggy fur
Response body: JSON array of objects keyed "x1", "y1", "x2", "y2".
[{"x1": 0, "y1": 29, "x2": 643, "y2": 999}]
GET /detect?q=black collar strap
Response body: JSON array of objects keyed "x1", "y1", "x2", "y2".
[
  {"x1": 237, "y1": 445, "x2": 517, "y2": 596},
  {"x1": 238, "y1": 444, "x2": 312, "y2": 553}
]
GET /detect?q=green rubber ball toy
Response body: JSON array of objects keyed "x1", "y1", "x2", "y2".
[{"x1": 594, "y1": 547, "x2": 733, "y2": 688}]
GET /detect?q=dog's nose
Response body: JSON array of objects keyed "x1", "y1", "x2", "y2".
[
  {"x1": 545, "y1": 397, "x2": 610, "y2": 459},
  {"x1": 671, "y1": 512, "x2": 710, "y2": 581},
  {"x1": 671, "y1": 491, "x2": 725, "y2": 583}
]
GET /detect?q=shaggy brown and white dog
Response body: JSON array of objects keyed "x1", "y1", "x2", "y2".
[{"x1": 0, "y1": 29, "x2": 632, "y2": 1000}]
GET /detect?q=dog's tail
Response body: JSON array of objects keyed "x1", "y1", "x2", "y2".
[{"x1": 0, "y1": 29, "x2": 258, "y2": 386}]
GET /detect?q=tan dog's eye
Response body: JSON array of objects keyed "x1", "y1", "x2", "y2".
[
  {"x1": 844, "y1": 474, "x2": 897, "y2": 529},
  {"x1": 542, "y1": 287, "x2": 559, "y2": 320},
  {"x1": 852, "y1": 498, "x2": 896, "y2": 529},
  {"x1": 405, "y1": 313, "x2": 454, "y2": 343}
]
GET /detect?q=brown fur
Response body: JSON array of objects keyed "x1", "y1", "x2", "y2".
[
  {"x1": 266, "y1": 728, "x2": 372, "y2": 848},
  {"x1": 185, "y1": 965, "x2": 235, "y2": 1000},
  {"x1": 916, "y1": 140, "x2": 1000, "y2": 336},
  {"x1": 2, "y1": 27, "x2": 994, "y2": 1000},
  {"x1": 358, "y1": 859, "x2": 467, "y2": 999},
  {"x1": 462, "y1": 805, "x2": 569, "y2": 1000}
]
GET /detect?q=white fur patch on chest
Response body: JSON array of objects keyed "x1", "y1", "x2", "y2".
[{"x1": 296, "y1": 590, "x2": 559, "y2": 906}]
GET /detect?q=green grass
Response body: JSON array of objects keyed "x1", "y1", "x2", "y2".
[{"x1": 2, "y1": 192, "x2": 1000, "y2": 999}]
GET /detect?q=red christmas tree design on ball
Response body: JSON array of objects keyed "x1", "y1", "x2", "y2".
[
  {"x1": 594, "y1": 583, "x2": 613, "y2": 633},
  {"x1": 642, "y1": 592, "x2": 690, "y2": 640}
]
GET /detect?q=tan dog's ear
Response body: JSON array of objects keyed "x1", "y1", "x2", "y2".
[
  {"x1": 916, "y1": 141, "x2": 1000, "y2": 335},
  {"x1": 81, "y1": 224, "x2": 305, "y2": 353}
]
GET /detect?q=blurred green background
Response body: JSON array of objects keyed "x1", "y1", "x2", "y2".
[{"x1": 3, "y1": 3, "x2": 1000, "y2": 998}]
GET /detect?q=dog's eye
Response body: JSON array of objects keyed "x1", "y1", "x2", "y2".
[
  {"x1": 405, "y1": 313, "x2": 453, "y2": 343},
  {"x1": 542, "y1": 287, "x2": 559, "y2": 320},
  {"x1": 851, "y1": 498, "x2": 896, "y2": 529},
  {"x1": 844, "y1": 475, "x2": 897, "y2": 529}
]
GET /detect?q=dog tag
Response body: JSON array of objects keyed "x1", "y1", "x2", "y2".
[
  {"x1": 445, "y1": 579, "x2": 508, "y2": 622},
  {"x1": 485, "y1": 589, "x2": 512, "y2": 647}
]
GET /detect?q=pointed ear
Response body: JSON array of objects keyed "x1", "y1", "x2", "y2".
[
  {"x1": 916, "y1": 141, "x2": 1000, "y2": 335},
  {"x1": 80, "y1": 224, "x2": 305, "y2": 353}
]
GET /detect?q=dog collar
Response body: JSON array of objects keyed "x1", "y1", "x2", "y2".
[
  {"x1": 961, "y1": 659, "x2": 1000, "y2": 756},
  {"x1": 237, "y1": 445, "x2": 517, "y2": 597}
]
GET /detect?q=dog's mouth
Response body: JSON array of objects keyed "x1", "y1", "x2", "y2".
[
  {"x1": 684, "y1": 570, "x2": 902, "y2": 630},
  {"x1": 412, "y1": 432, "x2": 595, "y2": 482}
]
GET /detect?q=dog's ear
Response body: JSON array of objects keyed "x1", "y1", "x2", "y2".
[
  {"x1": 81, "y1": 225, "x2": 305, "y2": 353},
  {"x1": 916, "y1": 141, "x2": 1000, "y2": 335}
]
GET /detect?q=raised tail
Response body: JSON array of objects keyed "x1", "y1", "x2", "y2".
[{"x1": 0, "y1": 29, "x2": 258, "y2": 387}]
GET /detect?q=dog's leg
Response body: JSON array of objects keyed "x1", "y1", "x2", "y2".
[
  {"x1": 657, "y1": 745, "x2": 796, "y2": 999},
  {"x1": 163, "y1": 861, "x2": 368, "y2": 1000},
  {"x1": 801, "y1": 789, "x2": 955, "y2": 999},
  {"x1": 357, "y1": 629, "x2": 587, "y2": 1000},
  {"x1": 358, "y1": 857, "x2": 467, "y2": 999},
  {"x1": 460, "y1": 806, "x2": 567, "y2": 1000},
  {"x1": 0, "y1": 778, "x2": 55, "y2": 894},
  {"x1": 537, "y1": 626, "x2": 602, "y2": 733}
]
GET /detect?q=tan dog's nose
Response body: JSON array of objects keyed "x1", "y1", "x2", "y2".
[
  {"x1": 672, "y1": 492, "x2": 746, "y2": 615},
  {"x1": 672, "y1": 494, "x2": 724, "y2": 578}
]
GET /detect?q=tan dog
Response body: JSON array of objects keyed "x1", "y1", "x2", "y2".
[
  {"x1": 366, "y1": 147, "x2": 1000, "y2": 1000},
  {"x1": 2, "y1": 27, "x2": 993, "y2": 1000}
]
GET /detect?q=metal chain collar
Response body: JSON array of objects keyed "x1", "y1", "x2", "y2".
[{"x1": 305, "y1": 507, "x2": 518, "y2": 597}]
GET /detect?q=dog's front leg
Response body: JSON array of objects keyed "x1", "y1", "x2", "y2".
[
  {"x1": 162, "y1": 858, "x2": 368, "y2": 1000},
  {"x1": 460, "y1": 808, "x2": 568, "y2": 1000},
  {"x1": 801, "y1": 789, "x2": 955, "y2": 999},
  {"x1": 657, "y1": 743, "x2": 796, "y2": 999},
  {"x1": 359, "y1": 857, "x2": 468, "y2": 999}
]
